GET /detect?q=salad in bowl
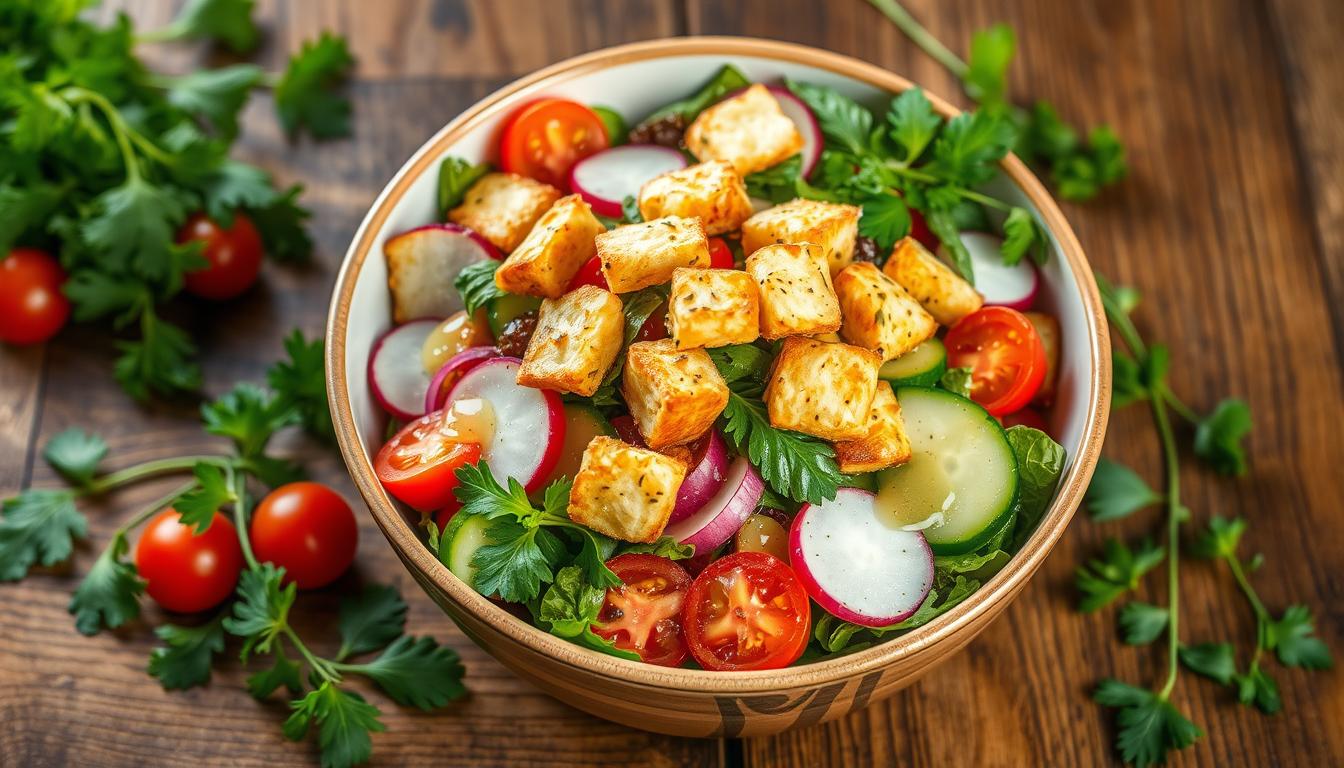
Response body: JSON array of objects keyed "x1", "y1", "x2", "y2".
[{"x1": 329, "y1": 38, "x2": 1107, "y2": 736}]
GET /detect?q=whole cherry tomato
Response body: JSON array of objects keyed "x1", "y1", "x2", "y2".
[
  {"x1": 135, "y1": 508, "x2": 244, "y2": 613},
  {"x1": 250, "y1": 482, "x2": 358, "y2": 589},
  {"x1": 178, "y1": 212, "x2": 264, "y2": 301},
  {"x1": 0, "y1": 248, "x2": 70, "y2": 345}
]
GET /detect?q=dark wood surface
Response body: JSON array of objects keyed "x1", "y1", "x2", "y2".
[{"x1": 2, "y1": 1, "x2": 1341, "y2": 765}]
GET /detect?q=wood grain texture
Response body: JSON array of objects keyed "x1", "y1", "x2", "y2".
[{"x1": 1, "y1": 0, "x2": 1340, "y2": 766}]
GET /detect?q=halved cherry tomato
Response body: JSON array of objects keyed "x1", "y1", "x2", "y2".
[
  {"x1": 178, "y1": 212, "x2": 264, "y2": 300},
  {"x1": 707, "y1": 237, "x2": 735, "y2": 269},
  {"x1": 1000, "y1": 407, "x2": 1050, "y2": 433},
  {"x1": 375, "y1": 410, "x2": 483, "y2": 512},
  {"x1": 499, "y1": 99, "x2": 609, "y2": 188},
  {"x1": 0, "y1": 248, "x2": 69, "y2": 345},
  {"x1": 135, "y1": 508, "x2": 244, "y2": 613},
  {"x1": 250, "y1": 482, "x2": 358, "y2": 590},
  {"x1": 944, "y1": 306, "x2": 1047, "y2": 416},
  {"x1": 682, "y1": 551, "x2": 811, "y2": 671},
  {"x1": 592, "y1": 554, "x2": 692, "y2": 667},
  {"x1": 567, "y1": 254, "x2": 610, "y2": 292}
]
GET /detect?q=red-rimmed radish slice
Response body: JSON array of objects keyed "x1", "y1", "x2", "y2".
[
  {"x1": 447, "y1": 357, "x2": 564, "y2": 492},
  {"x1": 568, "y1": 145, "x2": 687, "y2": 218},
  {"x1": 669, "y1": 430, "x2": 729, "y2": 524},
  {"x1": 369, "y1": 318, "x2": 441, "y2": 420},
  {"x1": 789, "y1": 487, "x2": 934, "y2": 627},
  {"x1": 942, "y1": 231, "x2": 1039, "y2": 310},
  {"x1": 425, "y1": 346, "x2": 500, "y2": 413},
  {"x1": 385, "y1": 223, "x2": 501, "y2": 321},
  {"x1": 664, "y1": 457, "x2": 764, "y2": 553},
  {"x1": 765, "y1": 85, "x2": 822, "y2": 177}
]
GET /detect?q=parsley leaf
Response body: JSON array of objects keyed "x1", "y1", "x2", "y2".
[
  {"x1": 1178, "y1": 642, "x2": 1237, "y2": 685},
  {"x1": 1267, "y1": 605, "x2": 1332, "y2": 670},
  {"x1": 246, "y1": 649, "x2": 304, "y2": 699},
  {"x1": 223, "y1": 563, "x2": 296, "y2": 661},
  {"x1": 1190, "y1": 515, "x2": 1246, "y2": 560},
  {"x1": 173, "y1": 462, "x2": 235, "y2": 532},
  {"x1": 931, "y1": 111, "x2": 1015, "y2": 187},
  {"x1": 539, "y1": 565, "x2": 606, "y2": 637},
  {"x1": 164, "y1": 65, "x2": 263, "y2": 139},
  {"x1": 81, "y1": 176, "x2": 190, "y2": 282},
  {"x1": 938, "y1": 366, "x2": 973, "y2": 398},
  {"x1": 620, "y1": 194, "x2": 642, "y2": 224},
  {"x1": 1234, "y1": 666, "x2": 1281, "y2": 714},
  {"x1": 886, "y1": 88, "x2": 940, "y2": 163},
  {"x1": 437, "y1": 156, "x2": 490, "y2": 218},
  {"x1": 1093, "y1": 680, "x2": 1202, "y2": 767},
  {"x1": 924, "y1": 208, "x2": 973, "y2": 283},
  {"x1": 857, "y1": 194, "x2": 911, "y2": 252},
  {"x1": 113, "y1": 310, "x2": 203, "y2": 400},
  {"x1": 707, "y1": 344, "x2": 772, "y2": 384},
  {"x1": 455, "y1": 259, "x2": 504, "y2": 315},
  {"x1": 202, "y1": 383, "x2": 296, "y2": 459},
  {"x1": 1085, "y1": 458, "x2": 1162, "y2": 522},
  {"x1": 452, "y1": 462, "x2": 539, "y2": 521},
  {"x1": 718, "y1": 391, "x2": 841, "y2": 505},
  {"x1": 68, "y1": 531, "x2": 144, "y2": 635},
  {"x1": 337, "y1": 583, "x2": 407, "y2": 660},
  {"x1": 1112, "y1": 351, "x2": 1148, "y2": 410},
  {"x1": 0, "y1": 489, "x2": 84, "y2": 581},
  {"x1": 247, "y1": 185, "x2": 314, "y2": 263},
  {"x1": 154, "y1": 0, "x2": 260, "y2": 53},
  {"x1": 43, "y1": 428, "x2": 108, "y2": 487},
  {"x1": 148, "y1": 619, "x2": 226, "y2": 690},
  {"x1": 348, "y1": 635, "x2": 466, "y2": 710},
  {"x1": 744, "y1": 154, "x2": 803, "y2": 205},
  {"x1": 283, "y1": 682, "x2": 384, "y2": 768},
  {"x1": 1075, "y1": 537, "x2": 1164, "y2": 612},
  {"x1": 274, "y1": 32, "x2": 356, "y2": 140},
  {"x1": 267, "y1": 329, "x2": 333, "y2": 442},
  {"x1": 787, "y1": 79, "x2": 874, "y2": 156},
  {"x1": 1193, "y1": 399, "x2": 1252, "y2": 476},
  {"x1": 621, "y1": 285, "x2": 669, "y2": 344},
  {"x1": 471, "y1": 519, "x2": 567, "y2": 603},
  {"x1": 1118, "y1": 601, "x2": 1168, "y2": 645},
  {"x1": 963, "y1": 24, "x2": 1014, "y2": 107},
  {"x1": 618, "y1": 537, "x2": 695, "y2": 560},
  {"x1": 1000, "y1": 206, "x2": 1048, "y2": 266}
]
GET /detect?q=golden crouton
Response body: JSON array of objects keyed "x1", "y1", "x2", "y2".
[
  {"x1": 882, "y1": 237, "x2": 983, "y2": 325},
  {"x1": 684, "y1": 84, "x2": 805, "y2": 175},
  {"x1": 834, "y1": 262, "x2": 938, "y2": 361},
  {"x1": 384, "y1": 225, "x2": 490, "y2": 324},
  {"x1": 637, "y1": 160, "x2": 754, "y2": 236},
  {"x1": 622, "y1": 339, "x2": 730, "y2": 449},
  {"x1": 741, "y1": 199, "x2": 861, "y2": 276},
  {"x1": 1026, "y1": 311, "x2": 1061, "y2": 407},
  {"x1": 745, "y1": 243, "x2": 841, "y2": 340},
  {"x1": 832, "y1": 382, "x2": 913, "y2": 473},
  {"x1": 667, "y1": 267, "x2": 760, "y2": 350},
  {"x1": 495, "y1": 195, "x2": 605, "y2": 299},
  {"x1": 595, "y1": 216, "x2": 710, "y2": 294},
  {"x1": 447, "y1": 172, "x2": 562, "y2": 253},
  {"x1": 764, "y1": 337, "x2": 880, "y2": 441},
  {"x1": 517, "y1": 285, "x2": 623, "y2": 396},
  {"x1": 568, "y1": 436, "x2": 687, "y2": 544}
]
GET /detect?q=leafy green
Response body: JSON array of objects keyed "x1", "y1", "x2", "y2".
[
  {"x1": 707, "y1": 344, "x2": 772, "y2": 384},
  {"x1": 620, "y1": 194, "x2": 642, "y2": 224},
  {"x1": 1118, "y1": 602, "x2": 1168, "y2": 645},
  {"x1": 1190, "y1": 515, "x2": 1246, "y2": 560},
  {"x1": 172, "y1": 462, "x2": 235, "y2": 532},
  {"x1": 718, "y1": 391, "x2": 841, "y2": 505},
  {"x1": 337, "y1": 584, "x2": 407, "y2": 660},
  {"x1": 68, "y1": 532, "x2": 144, "y2": 635},
  {"x1": 814, "y1": 572, "x2": 980, "y2": 654},
  {"x1": 163, "y1": 65, "x2": 264, "y2": 138},
  {"x1": 43, "y1": 428, "x2": 108, "y2": 487},
  {"x1": 963, "y1": 24, "x2": 1014, "y2": 106},
  {"x1": 924, "y1": 208, "x2": 974, "y2": 282},
  {"x1": 640, "y1": 64, "x2": 749, "y2": 125},
  {"x1": 283, "y1": 682, "x2": 385, "y2": 768},
  {"x1": 1003, "y1": 425, "x2": 1064, "y2": 549},
  {"x1": 938, "y1": 366, "x2": 973, "y2": 398},
  {"x1": 857, "y1": 194, "x2": 911, "y2": 251},
  {"x1": 223, "y1": 563, "x2": 296, "y2": 661},
  {"x1": 153, "y1": 0, "x2": 260, "y2": 53},
  {"x1": 1085, "y1": 458, "x2": 1162, "y2": 522},
  {"x1": 0, "y1": 489, "x2": 84, "y2": 581},
  {"x1": 618, "y1": 537, "x2": 695, "y2": 560},
  {"x1": 1075, "y1": 538, "x2": 1164, "y2": 612},
  {"x1": 437, "y1": 156, "x2": 490, "y2": 217},
  {"x1": 455, "y1": 259, "x2": 504, "y2": 315},
  {"x1": 1001, "y1": 206, "x2": 1048, "y2": 266},
  {"x1": 885, "y1": 88, "x2": 940, "y2": 163},
  {"x1": 931, "y1": 111, "x2": 1015, "y2": 187},
  {"x1": 744, "y1": 154, "x2": 803, "y2": 205},
  {"x1": 1093, "y1": 680, "x2": 1201, "y2": 767},
  {"x1": 202, "y1": 383, "x2": 297, "y2": 459},
  {"x1": 1194, "y1": 399, "x2": 1252, "y2": 476},
  {"x1": 266, "y1": 329, "x2": 334, "y2": 442},
  {"x1": 148, "y1": 619, "x2": 227, "y2": 690},
  {"x1": 273, "y1": 32, "x2": 356, "y2": 140},
  {"x1": 246, "y1": 650, "x2": 305, "y2": 699},
  {"x1": 787, "y1": 79, "x2": 873, "y2": 156},
  {"x1": 621, "y1": 285, "x2": 670, "y2": 344},
  {"x1": 1234, "y1": 666, "x2": 1281, "y2": 714},
  {"x1": 1267, "y1": 606, "x2": 1332, "y2": 670},
  {"x1": 536, "y1": 565, "x2": 640, "y2": 661},
  {"x1": 1178, "y1": 642, "x2": 1236, "y2": 685},
  {"x1": 348, "y1": 635, "x2": 466, "y2": 710},
  {"x1": 472, "y1": 519, "x2": 567, "y2": 603}
]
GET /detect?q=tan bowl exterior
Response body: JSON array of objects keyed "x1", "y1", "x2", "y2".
[{"x1": 327, "y1": 37, "x2": 1111, "y2": 738}]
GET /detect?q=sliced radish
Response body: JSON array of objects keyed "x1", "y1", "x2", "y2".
[
  {"x1": 369, "y1": 318, "x2": 442, "y2": 421},
  {"x1": 425, "y1": 346, "x2": 500, "y2": 413},
  {"x1": 766, "y1": 85, "x2": 822, "y2": 178},
  {"x1": 569, "y1": 145, "x2": 687, "y2": 218},
  {"x1": 447, "y1": 357, "x2": 564, "y2": 492},
  {"x1": 789, "y1": 487, "x2": 935, "y2": 627},
  {"x1": 942, "y1": 231, "x2": 1039, "y2": 310},
  {"x1": 664, "y1": 457, "x2": 764, "y2": 553},
  {"x1": 669, "y1": 430, "x2": 729, "y2": 524},
  {"x1": 385, "y1": 224, "x2": 501, "y2": 321}
]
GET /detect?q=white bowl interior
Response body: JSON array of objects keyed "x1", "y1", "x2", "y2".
[{"x1": 341, "y1": 52, "x2": 1093, "y2": 531}]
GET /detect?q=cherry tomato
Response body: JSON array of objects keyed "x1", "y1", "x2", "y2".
[
  {"x1": 707, "y1": 237, "x2": 735, "y2": 269},
  {"x1": 592, "y1": 554, "x2": 692, "y2": 667},
  {"x1": 375, "y1": 409, "x2": 483, "y2": 512},
  {"x1": 566, "y1": 254, "x2": 610, "y2": 292},
  {"x1": 250, "y1": 482, "x2": 358, "y2": 589},
  {"x1": 944, "y1": 306, "x2": 1047, "y2": 416},
  {"x1": 178, "y1": 212, "x2": 264, "y2": 300},
  {"x1": 0, "y1": 248, "x2": 70, "y2": 345},
  {"x1": 1001, "y1": 407, "x2": 1050, "y2": 433},
  {"x1": 135, "y1": 508, "x2": 244, "y2": 613},
  {"x1": 634, "y1": 302, "x2": 669, "y2": 342},
  {"x1": 499, "y1": 99, "x2": 609, "y2": 188},
  {"x1": 682, "y1": 551, "x2": 811, "y2": 671}
]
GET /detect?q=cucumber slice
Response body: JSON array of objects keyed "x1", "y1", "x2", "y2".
[
  {"x1": 487, "y1": 293, "x2": 542, "y2": 337},
  {"x1": 879, "y1": 338, "x2": 947, "y2": 388},
  {"x1": 443, "y1": 514, "x2": 491, "y2": 588},
  {"x1": 875, "y1": 387, "x2": 1018, "y2": 554},
  {"x1": 548, "y1": 403, "x2": 615, "y2": 483}
]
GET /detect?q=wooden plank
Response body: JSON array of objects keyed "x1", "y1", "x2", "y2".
[
  {"x1": 687, "y1": 0, "x2": 1344, "y2": 765},
  {"x1": 0, "y1": 2, "x2": 721, "y2": 767}
]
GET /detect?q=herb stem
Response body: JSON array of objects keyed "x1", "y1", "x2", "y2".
[
  {"x1": 114, "y1": 480, "x2": 199, "y2": 535},
  {"x1": 86, "y1": 455, "x2": 229, "y2": 494},
  {"x1": 865, "y1": 0, "x2": 969, "y2": 78},
  {"x1": 283, "y1": 626, "x2": 341, "y2": 684},
  {"x1": 1101, "y1": 297, "x2": 1148, "y2": 359},
  {"x1": 1163, "y1": 392, "x2": 1200, "y2": 424},
  {"x1": 881, "y1": 164, "x2": 1014, "y2": 212},
  {"x1": 1152, "y1": 387, "x2": 1183, "y2": 700},
  {"x1": 228, "y1": 464, "x2": 260, "y2": 570},
  {"x1": 59, "y1": 87, "x2": 174, "y2": 176}
]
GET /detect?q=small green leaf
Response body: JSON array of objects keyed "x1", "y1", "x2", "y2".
[
  {"x1": 337, "y1": 583, "x2": 407, "y2": 660},
  {"x1": 43, "y1": 428, "x2": 108, "y2": 487},
  {"x1": 885, "y1": 88, "x2": 940, "y2": 163},
  {"x1": 938, "y1": 366, "x2": 973, "y2": 399},
  {"x1": 1094, "y1": 680, "x2": 1202, "y2": 767},
  {"x1": 68, "y1": 532, "x2": 144, "y2": 635},
  {"x1": 348, "y1": 635, "x2": 466, "y2": 710},
  {"x1": 1194, "y1": 399, "x2": 1252, "y2": 476},
  {"x1": 173, "y1": 463, "x2": 235, "y2": 533},
  {"x1": 454, "y1": 259, "x2": 504, "y2": 316},
  {"x1": 1003, "y1": 425, "x2": 1065, "y2": 550},
  {"x1": 164, "y1": 64, "x2": 264, "y2": 138},
  {"x1": 246, "y1": 649, "x2": 304, "y2": 699},
  {"x1": 963, "y1": 23, "x2": 1015, "y2": 107},
  {"x1": 267, "y1": 329, "x2": 333, "y2": 442},
  {"x1": 1178, "y1": 642, "x2": 1236, "y2": 685},
  {"x1": 437, "y1": 156, "x2": 490, "y2": 218},
  {"x1": 158, "y1": 0, "x2": 260, "y2": 53},
  {"x1": 857, "y1": 194, "x2": 911, "y2": 252},
  {"x1": 1118, "y1": 602, "x2": 1168, "y2": 645},
  {"x1": 1190, "y1": 515, "x2": 1246, "y2": 560},
  {"x1": 618, "y1": 537, "x2": 696, "y2": 561},
  {"x1": 1267, "y1": 605, "x2": 1333, "y2": 670},
  {"x1": 283, "y1": 682, "x2": 385, "y2": 768},
  {"x1": 274, "y1": 33, "x2": 356, "y2": 140},
  {"x1": 148, "y1": 619, "x2": 226, "y2": 690},
  {"x1": 1075, "y1": 537, "x2": 1164, "y2": 612},
  {"x1": 1234, "y1": 667, "x2": 1282, "y2": 714},
  {"x1": 223, "y1": 563, "x2": 296, "y2": 661},
  {"x1": 1085, "y1": 458, "x2": 1162, "y2": 521},
  {"x1": 786, "y1": 79, "x2": 874, "y2": 156}
]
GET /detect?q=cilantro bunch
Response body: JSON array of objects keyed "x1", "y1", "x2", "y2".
[
  {"x1": 1079, "y1": 280, "x2": 1330, "y2": 766},
  {"x1": 0, "y1": 0, "x2": 354, "y2": 400},
  {"x1": 0, "y1": 332, "x2": 465, "y2": 768}
]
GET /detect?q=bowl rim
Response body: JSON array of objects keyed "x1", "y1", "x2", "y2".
[{"x1": 326, "y1": 36, "x2": 1111, "y2": 693}]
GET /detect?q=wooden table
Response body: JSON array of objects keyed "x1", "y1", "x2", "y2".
[{"x1": 3, "y1": 1, "x2": 1341, "y2": 765}]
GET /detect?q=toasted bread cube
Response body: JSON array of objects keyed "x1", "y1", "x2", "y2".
[
  {"x1": 684, "y1": 84, "x2": 805, "y2": 175},
  {"x1": 495, "y1": 195, "x2": 605, "y2": 299},
  {"x1": 764, "y1": 337, "x2": 880, "y2": 440},
  {"x1": 667, "y1": 268, "x2": 760, "y2": 350},
  {"x1": 741, "y1": 199, "x2": 861, "y2": 276},
  {"x1": 1026, "y1": 311, "x2": 1060, "y2": 407},
  {"x1": 622, "y1": 339, "x2": 730, "y2": 449},
  {"x1": 832, "y1": 382, "x2": 913, "y2": 473},
  {"x1": 745, "y1": 243, "x2": 841, "y2": 340},
  {"x1": 448, "y1": 172, "x2": 562, "y2": 253},
  {"x1": 883, "y1": 237, "x2": 983, "y2": 325},
  {"x1": 517, "y1": 285, "x2": 623, "y2": 396},
  {"x1": 637, "y1": 161, "x2": 754, "y2": 236},
  {"x1": 834, "y1": 262, "x2": 937, "y2": 361},
  {"x1": 595, "y1": 216, "x2": 710, "y2": 294},
  {"x1": 384, "y1": 226, "x2": 488, "y2": 324},
  {"x1": 568, "y1": 436, "x2": 686, "y2": 543}
]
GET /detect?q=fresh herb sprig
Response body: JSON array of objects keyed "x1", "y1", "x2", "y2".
[
  {"x1": 866, "y1": 0, "x2": 1127, "y2": 201},
  {"x1": 0, "y1": 332, "x2": 458, "y2": 768},
  {"x1": 1, "y1": 1, "x2": 354, "y2": 401}
]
